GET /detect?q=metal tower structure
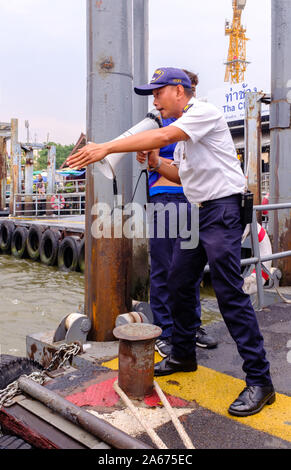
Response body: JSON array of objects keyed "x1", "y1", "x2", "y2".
[{"x1": 224, "y1": 0, "x2": 250, "y2": 84}]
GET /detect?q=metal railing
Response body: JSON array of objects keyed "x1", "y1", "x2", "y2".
[
  {"x1": 13, "y1": 192, "x2": 86, "y2": 217},
  {"x1": 56, "y1": 178, "x2": 86, "y2": 193},
  {"x1": 204, "y1": 201, "x2": 291, "y2": 309},
  {"x1": 248, "y1": 202, "x2": 291, "y2": 309}
]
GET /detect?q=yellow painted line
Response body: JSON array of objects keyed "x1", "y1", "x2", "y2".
[{"x1": 103, "y1": 354, "x2": 291, "y2": 443}]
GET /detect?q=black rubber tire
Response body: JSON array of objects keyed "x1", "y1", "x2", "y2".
[
  {"x1": 0, "y1": 355, "x2": 43, "y2": 391},
  {"x1": 26, "y1": 225, "x2": 45, "y2": 261},
  {"x1": 11, "y1": 227, "x2": 28, "y2": 259},
  {"x1": 0, "y1": 434, "x2": 33, "y2": 449},
  {"x1": 78, "y1": 238, "x2": 85, "y2": 274},
  {"x1": 39, "y1": 229, "x2": 61, "y2": 266},
  {"x1": 0, "y1": 221, "x2": 15, "y2": 254},
  {"x1": 58, "y1": 236, "x2": 80, "y2": 272}
]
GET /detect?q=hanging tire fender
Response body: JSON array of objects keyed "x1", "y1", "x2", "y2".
[
  {"x1": 0, "y1": 355, "x2": 43, "y2": 390},
  {"x1": 0, "y1": 221, "x2": 15, "y2": 254},
  {"x1": 11, "y1": 226, "x2": 29, "y2": 259},
  {"x1": 58, "y1": 236, "x2": 80, "y2": 272},
  {"x1": 26, "y1": 225, "x2": 45, "y2": 261},
  {"x1": 39, "y1": 229, "x2": 61, "y2": 266}
]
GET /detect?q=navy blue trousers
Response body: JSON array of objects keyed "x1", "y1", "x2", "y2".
[
  {"x1": 168, "y1": 194, "x2": 272, "y2": 387},
  {"x1": 149, "y1": 193, "x2": 202, "y2": 339}
]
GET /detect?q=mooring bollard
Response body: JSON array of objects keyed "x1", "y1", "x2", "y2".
[{"x1": 113, "y1": 323, "x2": 162, "y2": 400}]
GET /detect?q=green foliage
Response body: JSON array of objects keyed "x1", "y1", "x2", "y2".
[{"x1": 34, "y1": 142, "x2": 74, "y2": 171}]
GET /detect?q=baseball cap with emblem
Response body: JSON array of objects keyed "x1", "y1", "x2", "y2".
[{"x1": 134, "y1": 67, "x2": 192, "y2": 96}]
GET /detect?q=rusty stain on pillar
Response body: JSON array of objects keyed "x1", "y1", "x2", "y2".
[
  {"x1": 86, "y1": 0, "x2": 134, "y2": 341},
  {"x1": 270, "y1": 0, "x2": 291, "y2": 284},
  {"x1": 0, "y1": 138, "x2": 7, "y2": 211}
]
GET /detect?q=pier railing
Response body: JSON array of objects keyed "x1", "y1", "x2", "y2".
[{"x1": 13, "y1": 192, "x2": 85, "y2": 217}]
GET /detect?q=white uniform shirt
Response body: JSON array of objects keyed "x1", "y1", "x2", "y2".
[{"x1": 170, "y1": 98, "x2": 246, "y2": 204}]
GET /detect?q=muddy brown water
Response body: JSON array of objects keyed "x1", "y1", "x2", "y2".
[{"x1": 0, "y1": 255, "x2": 220, "y2": 358}]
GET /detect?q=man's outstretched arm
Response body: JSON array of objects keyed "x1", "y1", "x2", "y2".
[{"x1": 66, "y1": 125, "x2": 188, "y2": 170}]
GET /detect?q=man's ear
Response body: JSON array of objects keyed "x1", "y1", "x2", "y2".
[{"x1": 176, "y1": 84, "x2": 186, "y2": 99}]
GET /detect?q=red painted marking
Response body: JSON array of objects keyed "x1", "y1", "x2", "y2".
[
  {"x1": 66, "y1": 377, "x2": 119, "y2": 408},
  {"x1": 66, "y1": 377, "x2": 189, "y2": 409},
  {"x1": 144, "y1": 391, "x2": 189, "y2": 408}
]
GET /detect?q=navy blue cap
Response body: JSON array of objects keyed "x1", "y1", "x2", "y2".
[{"x1": 134, "y1": 67, "x2": 192, "y2": 96}]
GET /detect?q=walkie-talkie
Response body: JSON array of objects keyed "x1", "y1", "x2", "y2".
[{"x1": 241, "y1": 190, "x2": 254, "y2": 226}]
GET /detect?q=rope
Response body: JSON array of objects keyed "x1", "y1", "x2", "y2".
[{"x1": 113, "y1": 380, "x2": 167, "y2": 449}]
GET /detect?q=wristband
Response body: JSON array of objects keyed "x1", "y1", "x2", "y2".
[{"x1": 149, "y1": 157, "x2": 161, "y2": 172}]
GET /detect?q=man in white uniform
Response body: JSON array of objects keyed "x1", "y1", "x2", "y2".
[{"x1": 67, "y1": 67, "x2": 275, "y2": 417}]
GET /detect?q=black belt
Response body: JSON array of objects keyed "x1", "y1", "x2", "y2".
[{"x1": 199, "y1": 194, "x2": 242, "y2": 207}]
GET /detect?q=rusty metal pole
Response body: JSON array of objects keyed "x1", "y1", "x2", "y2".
[
  {"x1": 244, "y1": 92, "x2": 263, "y2": 208},
  {"x1": 24, "y1": 149, "x2": 34, "y2": 216},
  {"x1": 0, "y1": 138, "x2": 7, "y2": 211},
  {"x1": 131, "y1": 0, "x2": 150, "y2": 301},
  {"x1": 270, "y1": 0, "x2": 291, "y2": 284},
  {"x1": 86, "y1": 0, "x2": 133, "y2": 341},
  {"x1": 9, "y1": 119, "x2": 21, "y2": 216},
  {"x1": 113, "y1": 323, "x2": 162, "y2": 399}
]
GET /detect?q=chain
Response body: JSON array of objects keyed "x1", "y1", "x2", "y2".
[
  {"x1": 45, "y1": 343, "x2": 81, "y2": 372},
  {"x1": 0, "y1": 343, "x2": 81, "y2": 409}
]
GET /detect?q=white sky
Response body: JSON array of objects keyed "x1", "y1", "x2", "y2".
[{"x1": 0, "y1": 0, "x2": 271, "y2": 145}]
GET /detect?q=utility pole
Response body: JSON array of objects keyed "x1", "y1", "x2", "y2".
[
  {"x1": 132, "y1": 0, "x2": 150, "y2": 300},
  {"x1": 86, "y1": 0, "x2": 134, "y2": 341},
  {"x1": 270, "y1": 0, "x2": 291, "y2": 284}
]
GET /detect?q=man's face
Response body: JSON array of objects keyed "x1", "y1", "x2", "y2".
[{"x1": 152, "y1": 85, "x2": 181, "y2": 119}]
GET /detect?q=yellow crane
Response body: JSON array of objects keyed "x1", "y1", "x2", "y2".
[{"x1": 224, "y1": 0, "x2": 250, "y2": 84}]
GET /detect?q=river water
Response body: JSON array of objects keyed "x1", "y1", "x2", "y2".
[
  {"x1": 0, "y1": 255, "x2": 221, "y2": 358},
  {"x1": 0, "y1": 255, "x2": 84, "y2": 357}
]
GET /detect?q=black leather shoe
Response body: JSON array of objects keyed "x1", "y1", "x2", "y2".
[
  {"x1": 154, "y1": 355, "x2": 197, "y2": 377},
  {"x1": 228, "y1": 385, "x2": 276, "y2": 417}
]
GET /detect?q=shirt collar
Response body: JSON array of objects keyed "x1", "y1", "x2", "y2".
[{"x1": 183, "y1": 97, "x2": 195, "y2": 114}]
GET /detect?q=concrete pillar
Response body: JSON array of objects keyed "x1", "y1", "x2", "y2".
[
  {"x1": 0, "y1": 138, "x2": 7, "y2": 211},
  {"x1": 86, "y1": 0, "x2": 134, "y2": 341},
  {"x1": 46, "y1": 145, "x2": 56, "y2": 215},
  {"x1": 46, "y1": 145, "x2": 56, "y2": 194},
  {"x1": 24, "y1": 149, "x2": 34, "y2": 216},
  {"x1": 9, "y1": 119, "x2": 21, "y2": 216},
  {"x1": 270, "y1": 0, "x2": 291, "y2": 284}
]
